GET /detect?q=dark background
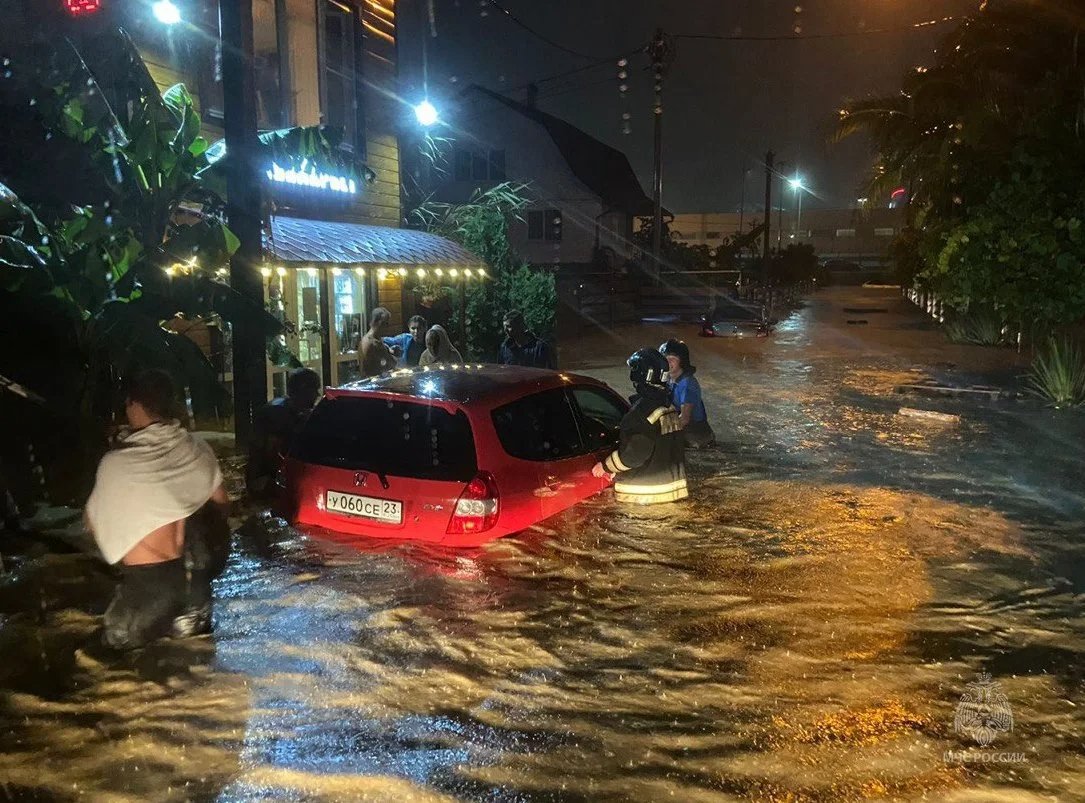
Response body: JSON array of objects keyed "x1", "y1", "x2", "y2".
[{"x1": 400, "y1": 0, "x2": 979, "y2": 212}]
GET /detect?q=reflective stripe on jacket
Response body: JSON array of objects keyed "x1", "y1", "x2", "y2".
[{"x1": 605, "y1": 401, "x2": 688, "y2": 505}]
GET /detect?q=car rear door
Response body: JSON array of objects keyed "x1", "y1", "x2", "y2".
[
  {"x1": 567, "y1": 384, "x2": 629, "y2": 502},
  {"x1": 286, "y1": 394, "x2": 478, "y2": 541},
  {"x1": 489, "y1": 387, "x2": 595, "y2": 521}
]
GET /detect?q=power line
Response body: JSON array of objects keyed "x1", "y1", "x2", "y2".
[
  {"x1": 482, "y1": 0, "x2": 604, "y2": 60},
  {"x1": 675, "y1": 16, "x2": 959, "y2": 42}
]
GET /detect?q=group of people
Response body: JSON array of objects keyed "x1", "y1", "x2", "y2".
[
  {"x1": 81, "y1": 315, "x2": 706, "y2": 650},
  {"x1": 356, "y1": 308, "x2": 554, "y2": 378}
]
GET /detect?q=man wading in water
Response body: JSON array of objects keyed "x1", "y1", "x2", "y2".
[{"x1": 85, "y1": 369, "x2": 230, "y2": 649}]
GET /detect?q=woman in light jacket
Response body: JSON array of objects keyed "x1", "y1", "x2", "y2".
[{"x1": 418, "y1": 325, "x2": 464, "y2": 366}]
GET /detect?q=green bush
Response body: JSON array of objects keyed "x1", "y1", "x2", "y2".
[
  {"x1": 1027, "y1": 337, "x2": 1085, "y2": 407},
  {"x1": 943, "y1": 308, "x2": 1006, "y2": 346},
  {"x1": 413, "y1": 183, "x2": 557, "y2": 362}
]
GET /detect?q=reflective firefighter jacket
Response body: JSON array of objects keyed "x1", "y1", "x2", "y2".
[{"x1": 603, "y1": 399, "x2": 688, "y2": 504}]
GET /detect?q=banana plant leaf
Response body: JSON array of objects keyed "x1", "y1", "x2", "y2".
[
  {"x1": 0, "y1": 235, "x2": 53, "y2": 294},
  {"x1": 89, "y1": 299, "x2": 228, "y2": 417}
]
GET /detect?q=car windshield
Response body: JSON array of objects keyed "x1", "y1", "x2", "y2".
[{"x1": 291, "y1": 395, "x2": 477, "y2": 482}]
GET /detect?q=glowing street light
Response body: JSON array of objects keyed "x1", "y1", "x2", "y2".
[
  {"x1": 152, "y1": 0, "x2": 182, "y2": 25},
  {"x1": 414, "y1": 99, "x2": 439, "y2": 127},
  {"x1": 788, "y1": 176, "x2": 808, "y2": 236}
]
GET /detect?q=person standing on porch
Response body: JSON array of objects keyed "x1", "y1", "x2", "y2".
[
  {"x1": 499, "y1": 310, "x2": 555, "y2": 369},
  {"x1": 382, "y1": 315, "x2": 428, "y2": 367},
  {"x1": 418, "y1": 325, "x2": 464, "y2": 366},
  {"x1": 359, "y1": 307, "x2": 397, "y2": 378}
]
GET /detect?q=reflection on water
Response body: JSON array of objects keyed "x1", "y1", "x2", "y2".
[{"x1": 2, "y1": 288, "x2": 1084, "y2": 801}]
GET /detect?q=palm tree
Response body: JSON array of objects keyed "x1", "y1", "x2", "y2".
[{"x1": 835, "y1": 2, "x2": 1084, "y2": 216}]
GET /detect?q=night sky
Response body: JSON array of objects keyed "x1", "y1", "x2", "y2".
[{"x1": 401, "y1": 0, "x2": 979, "y2": 213}]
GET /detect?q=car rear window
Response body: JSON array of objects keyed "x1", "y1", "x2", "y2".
[{"x1": 291, "y1": 395, "x2": 477, "y2": 482}]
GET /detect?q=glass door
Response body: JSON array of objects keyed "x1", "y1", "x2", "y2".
[
  {"x1": 329, "y1": 267, "x2": 368, "y2": 385},
  {"x1": 265, "y1": 268, "x2": 290, "y2": 399},
  {"x1": 296, "y1": 268, "x2": 325, "y2": 387}
]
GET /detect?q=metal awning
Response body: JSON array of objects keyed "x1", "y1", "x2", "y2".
[{"x1": 264, "y1": 215, "x2": 484, "y2": 268}]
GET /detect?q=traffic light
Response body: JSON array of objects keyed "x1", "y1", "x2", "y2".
[{"x1": 64, "y1": 0, "x2": 103, "y2": 15}]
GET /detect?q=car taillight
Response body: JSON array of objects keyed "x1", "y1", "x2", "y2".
[{"x1": 447, "y1": 471, "x2": 499, "y2": 535}]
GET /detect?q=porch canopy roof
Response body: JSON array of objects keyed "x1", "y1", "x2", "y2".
[{"x1": 265, "y1": 216, "x2": 484, "y2": 269}]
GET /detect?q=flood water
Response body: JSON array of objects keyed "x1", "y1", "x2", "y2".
[{"x1": 3, "y1": 287, "x2": 1085, "y2": 802}]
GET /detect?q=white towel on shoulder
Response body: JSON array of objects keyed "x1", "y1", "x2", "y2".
[{"x1": 86, "y1": 421, "x2": 223, "y2": 564}]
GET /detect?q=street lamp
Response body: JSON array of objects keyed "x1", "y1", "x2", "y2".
[
  {"x1": 789, "y1": 176, "x2": 806, "y2": 237},
  {"x1": 152, "y1": 0, "x2": 182, "y2": 25},
  {"x1": 414, "y1": 99, "x2": 439, "y2": 127}
]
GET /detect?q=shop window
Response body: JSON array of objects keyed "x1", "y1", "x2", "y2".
[
  {"x1": 296, "y1": 270, "x2": 324, "y2": 383},
  {"x1": 835, "y1": 228, "x2": 856, "y2": 238},
  {"x1": 320, "y1": 0, "x2": 360, "y2": 149},
  {"x1": 333, "y1": 271, "x2": 365, "y2": 355}
]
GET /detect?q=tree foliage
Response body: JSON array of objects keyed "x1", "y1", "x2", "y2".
[
  {"x1": 836, "y1": 2, "x2": 1085, "y2": 334},
  {"x1": 412, "y1": 183, "x2": 557, "y2": 361},
  {"x1": 0, "y1": 30, "x2": 357, "y2": 499}
]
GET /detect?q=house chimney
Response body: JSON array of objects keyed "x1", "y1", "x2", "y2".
[{"x1": 525, "y1": 83, "x2": 539, "y2": 108}]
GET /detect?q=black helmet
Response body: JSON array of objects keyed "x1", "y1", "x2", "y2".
[
  {"x1": 659, "y1": 339, "x2": 694, "y2": 373},
  {"x1": 627, "y1": 348, "x2": 670, "y2": 392}
]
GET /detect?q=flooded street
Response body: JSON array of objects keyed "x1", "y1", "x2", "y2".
[{"x1": 4, "y1": 286, "x2": 1085, "y2": 802}]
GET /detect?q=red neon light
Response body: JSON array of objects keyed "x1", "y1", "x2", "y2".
[
  {"x1": 891, "y1": 187, "x2": 906, "y2": 198},
  {"x1": 65, "y1": 0, "x2": 102, "y2": 15}
]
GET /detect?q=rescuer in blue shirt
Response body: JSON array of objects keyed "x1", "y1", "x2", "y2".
[
  {"x1": 382, "y1": 315, "x2": 428, "y2": 367},
  {"x1": 660, "y1": 339, "x2": 715, "y2": 448}
]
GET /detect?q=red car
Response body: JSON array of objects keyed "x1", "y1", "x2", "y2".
[{"x1": 282, "y1": 365, "x2": 630, "y2": 547}]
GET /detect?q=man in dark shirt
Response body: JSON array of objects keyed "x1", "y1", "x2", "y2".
[
  {"x1": 246, "y1": 367, "x2": 322, "y2": 500},
  {"x1": 498, "y1": 310, "x2": 555, "y2": 369}
]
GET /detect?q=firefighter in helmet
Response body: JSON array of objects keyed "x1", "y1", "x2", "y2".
[{"x1": 591, "y1": 348, "x2": 689, "y2": 504}]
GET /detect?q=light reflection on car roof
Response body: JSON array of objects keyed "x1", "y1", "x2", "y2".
[{"x1": 336, "y1": 364, "x2": 587, "y2": 405}]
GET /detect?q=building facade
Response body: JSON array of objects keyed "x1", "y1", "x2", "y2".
[
  {"x1": 417, "y1": 85, "x2": 654, "y2": 272},
  {"x1": 58, "y1": 0, "x2": 482, "y2": 399}
]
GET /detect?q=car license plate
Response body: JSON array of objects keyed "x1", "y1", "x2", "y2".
[{"x1": 326, "y1": 490, "x2": 403, "y2": 523}]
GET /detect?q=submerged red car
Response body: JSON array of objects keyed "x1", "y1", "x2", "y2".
[{"x1": 282, "y1": 365, "x2": 630, "y2": 547}]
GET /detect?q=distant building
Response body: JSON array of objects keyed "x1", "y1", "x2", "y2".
[
  {"x1": 661, "y1": 207, "x2": 907, "y2": 268},
  {"x1": 421, "y1": 85, "x2": 655, "y2": 271}
]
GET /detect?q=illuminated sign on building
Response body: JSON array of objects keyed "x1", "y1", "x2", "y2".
[{"x1": 265, "y1": 161, "x2": 358, "y2": 195}]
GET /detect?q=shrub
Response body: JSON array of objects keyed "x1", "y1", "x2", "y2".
[
  {"x1": 943, "y1": 308, "x2": 1006, "y2": 346},
  {"x1": 1027, "y1": 337, "x2": 1085, "y2": 407}
]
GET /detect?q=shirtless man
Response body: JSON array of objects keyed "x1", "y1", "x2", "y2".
[
  {"x1": 359, "y1": 306, "x2": 397, "y2": 378},
  {"x1": 85, "y1": 370, "x2": 230, "y2": 649}
]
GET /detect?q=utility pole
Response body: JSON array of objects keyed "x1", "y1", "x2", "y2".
[
  {"x1": 221, "y1": 0, "x2": 265, "y2": 450},
  {"x1": 762, "y1": 150, "x2": 773, "y2": 287},
  {"x1": 648, "y1": 29, "x2": 673, "y2": 278}
]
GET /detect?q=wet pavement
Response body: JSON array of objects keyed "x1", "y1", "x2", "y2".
[{"x1": 3, "y1": 286, "x2": 1085, "y2": 802}]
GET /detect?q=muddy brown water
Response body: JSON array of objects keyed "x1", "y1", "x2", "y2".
[{"x1": 2, "y1": 287, "x2": 1084, "y2": 802}]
